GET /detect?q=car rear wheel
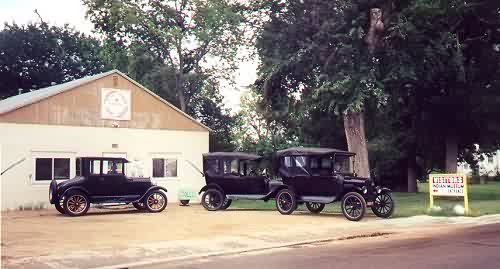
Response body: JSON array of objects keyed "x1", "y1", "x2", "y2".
[
  {"x1": 305, "y1": 202, "x2": 325, "y2": 214},
  {"x1": 133, "y1": 202, "x2": 146, "y2": 210},
  {"x1": 371, "y1": 193, "x2": 395, "y2": 218},
  {"x1": 201, "y1": 189, "x2": 224, "y2": 211},
  {"x1": 63, "y1": 191, "x2": 90, "y2": 217},
  {"x1": 145, "y1": 191, "x2": 168, "y2": 213},
  {"x1": 220, "y1": 198, "x2": 232, "y2": 210},
  {"x1": 341, "y1": 192, "x2": 366, "y2": 221},
  {"x1": 276, "y1": 189, "x2": 297, "y2": 215},
  {"x1": 54, "y1": 197, "x2": 65, "y2": 214}
]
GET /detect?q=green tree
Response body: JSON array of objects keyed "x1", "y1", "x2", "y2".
[
  {"x1": 83, "y1": 0, "x2": 250, "y2": 113},
  {"x1": 0, "y1": 22, "x2": 106, "y2": 99},
  {"x1": 103, "y1": 42, "x2": 237, "y2": 151}
]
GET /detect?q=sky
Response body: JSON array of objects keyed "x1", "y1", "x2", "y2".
[{"x1": 0, "y1": 0, "x2": 257, "y2": 111}]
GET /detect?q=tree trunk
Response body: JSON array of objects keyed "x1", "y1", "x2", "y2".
[
  {"x1": 343, "y1": 111, "x2": 370, "y2": 177},
  {"x1": 445, "y1": 133, "x2": 458, "y2": 173},
  {"x1": 175, "y1": 72, "x2": 187, "y2": 112},
  {"x1": 407, "y1": 146, "x2": 417, "y2": 192}
]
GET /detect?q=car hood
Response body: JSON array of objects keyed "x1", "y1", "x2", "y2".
[{"x1": 57, "y1": 176, "x2": 85, "y2": 189}]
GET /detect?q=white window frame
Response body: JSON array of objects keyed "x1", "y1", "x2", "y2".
[
  {"x1": 151, "y1": 153, "x2": 180, "y2": 180},
  {"x1": 31, "y1": 151, "x2": 76, "y2": 185}
]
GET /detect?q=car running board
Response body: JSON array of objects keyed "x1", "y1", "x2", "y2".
[
  {"x1": 226, "y1": 194, "x2": 268, "y2": 200},
  {"x1": 297, "y1": 196, "x2": 336, "y2": 204}
]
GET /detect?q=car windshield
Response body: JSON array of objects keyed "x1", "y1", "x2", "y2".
[{"x1": 334, "y1": 155, "x2": 354, "y2": 175}]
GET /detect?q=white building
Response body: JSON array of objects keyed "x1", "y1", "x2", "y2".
[
  {"x1": 458, "y1": 149, "x2": 500, "y2": 176},
  {"x1": 0, "y1": 70, "x2": 209, "y2": 210}
]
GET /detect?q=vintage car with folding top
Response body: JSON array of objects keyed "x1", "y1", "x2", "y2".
[
  {"x1": 49, "y1": 157, "x2": 168, "y2": 216},
  {"x1": 274, "y1": 147, "x2": 394, "y2": 221},
  {"x1": 198, "y1": 152, "x2": 283, "y2": 211}
]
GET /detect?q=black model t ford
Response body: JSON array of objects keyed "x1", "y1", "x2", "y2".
[
  {"x1": 49, "y1": 157, "x2": 168, "y2": 216},
  {"x1": 199, "y1": 152, "x2": 283, "y2": 210},
  {"x1": 274, "y1": 147, "x2": 394, "y2": 221}
]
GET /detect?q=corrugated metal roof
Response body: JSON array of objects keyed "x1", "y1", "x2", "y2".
[
  {"x1": 0, "y1": 69, "x2": 211, "y2": 131},
  {"x1": 0, "y1": 70, "x2": 115, "y2": 115}
]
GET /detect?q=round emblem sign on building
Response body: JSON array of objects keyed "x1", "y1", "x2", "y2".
[{"x1": 101, "y1": 88, "x2": 131, "y2": 120}]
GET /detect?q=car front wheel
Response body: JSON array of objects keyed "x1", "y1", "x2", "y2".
[
  {"x1": 55, "y1": 197, "x2": 65, "y2": 214},
  {"x1": 201, "y1": 189, "x2": 224, "y2": 211},
  {"x1": 276, "y1": 189, "x2": 297, "y2": 215},
  {"x1": 63, "y1": 191, "x2": 90, "y2": 217},
  {"x1": 371, "y1": 193, "x2": 395, "y2": 218},
  {"x1": 220, "y1": 198, "x2": 232, "y2": 210},
  {"x1": 341, "y1": 192, "x2": 366, "y2": 221},
  {"x1": 145, "y1": 191, "x2": 168, "y2": 213},
  {"x1": 305, "y1": 202, "x2": 325, "y2": 214}
]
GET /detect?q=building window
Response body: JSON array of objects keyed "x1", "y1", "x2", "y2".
[
  {"x1": 152, "y1": 158, "x2": 178, "y2": 178},
  {"x1": 54, "y1": 158, "x2": 70, "y2": 179},
  {"x1": 35, "y1": 158, "x2": 70, "y2": 181},
  {"x1": 153, "y1": 159, "x2": 165, "y2": 177},
  {"x1": 488, "y1": 156, "x2": 494, "y2": 164},
  {"x1": 35, "y1": 158, "x2": 53, "y2": 181}
]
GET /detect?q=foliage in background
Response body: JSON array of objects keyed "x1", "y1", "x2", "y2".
[{"x1": 0, "y1": 22, "x2": 106, "y2": 99}]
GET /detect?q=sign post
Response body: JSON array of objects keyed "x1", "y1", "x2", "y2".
[{"x1": 429, "y1": 174, "x2": 469, "y2": 214}]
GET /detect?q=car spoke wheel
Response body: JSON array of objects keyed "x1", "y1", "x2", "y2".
[
  {"x1": 305, "y1": 202, "x2": 325, "y2": 214},
  {"x1": 341, "y1": 192, "x2": 366, "y2": 221},
  {"x1": 276, "y1": 189, "x2": 297, "y2": 215},
  {"x1": 145, "y1": 191, "x2": 167, "y2": 213},
  {"x1": 201, "y1": 189, "x2": 224, "y2": 211},
  {"x1": 220, "y1": 198, "x2": 232, "y2": 210},
  {"x1": 63, "y1": 192, "x2": 90, "y2": 217},
  {"x1": 371, "y1": 193, "x2": 395, "y2": 218}
]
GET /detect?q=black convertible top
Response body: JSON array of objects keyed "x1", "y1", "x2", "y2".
[
  {"x1": 275, "y1": 147, "x2": 355, "y2": 157},
  {"x1": 203, "y1": 152, "x2": 262, "y2": 161}
]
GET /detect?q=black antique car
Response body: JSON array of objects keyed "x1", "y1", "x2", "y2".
[
  {"x1": 274, "y1": 147, "x2": 394, "y2": 221},
  {"x1": 198, "y1": 152, "x2": 283, "y2": 210},
  {"x1": 49, "y1": 157, "x2": 168, "y2": 216}
]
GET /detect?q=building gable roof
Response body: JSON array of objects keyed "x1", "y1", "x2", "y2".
[{"x1": 0, "y1": 69, "x2": 211, "y2": 131}]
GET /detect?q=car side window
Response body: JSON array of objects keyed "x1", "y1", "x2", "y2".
[
  {"x1": 284, "y1": 156, "x2": 292, "y2": 168},
  {"x1": 310, "y1": 158, "x2": 319, "y2": 169},
  {"x1": 224, "y1": 160, "x2": 239, "y2": 176},
  {"x1": 103, "y1": 160, "x2": 124, "y2": 175},
  {"x1": 90, "y1": 160, "x2": 101, "y2": 175},
  {"x1": 294, "y1": 156, "x2": 307, "y2": 168}
]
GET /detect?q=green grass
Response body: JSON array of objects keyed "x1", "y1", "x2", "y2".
[{"x1": 231, "y1": 182, "x2": 500, "y2": 218}]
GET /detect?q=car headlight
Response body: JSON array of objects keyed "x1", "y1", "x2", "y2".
[{"x1": 362, "y1": 186, "x2": 368, "y2": 194}]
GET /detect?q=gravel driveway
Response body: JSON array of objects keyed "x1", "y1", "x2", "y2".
[{"x1": 2, "y1": 204, "x2": 499, "y2": 269}]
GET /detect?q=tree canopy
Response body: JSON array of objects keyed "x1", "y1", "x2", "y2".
[{"x1": 0, "y1": 22, "x2": 106, "y2": 99}]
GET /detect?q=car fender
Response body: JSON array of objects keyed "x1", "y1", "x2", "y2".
[
  {"x1": 377, "y1": 187, "x2": 392, "y2": 194},
  {"x1": 263, "y1": 184, "x2": 295, "y2": 200},
  {"x1": 62, "y1": 186, "x2": 90, "y2": 198},
  {"x1": 198, "y1": 183, "x2": 224, "y2": 195},
  {"x1": 136, "y1": 186, "x2": 168, "y2": 202}
]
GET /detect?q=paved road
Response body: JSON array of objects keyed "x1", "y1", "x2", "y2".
[{"x1": 138, "y1": 223, "x2": 500, "y2": 269}]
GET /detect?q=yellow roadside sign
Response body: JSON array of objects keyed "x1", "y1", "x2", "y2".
[{"x1": 429, "y1": 174, "x2": 469, "y2": 214}]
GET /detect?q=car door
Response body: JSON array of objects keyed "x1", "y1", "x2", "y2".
[
  {"x1": 311, "y1": 157, "x2": 337, "y2": 196},
  {"x1": 85, "y1": 160, "x2": 109, "y2": 197},
  {"x1": 101, "y1": 159, "x2": 127, "y2": 196}
]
